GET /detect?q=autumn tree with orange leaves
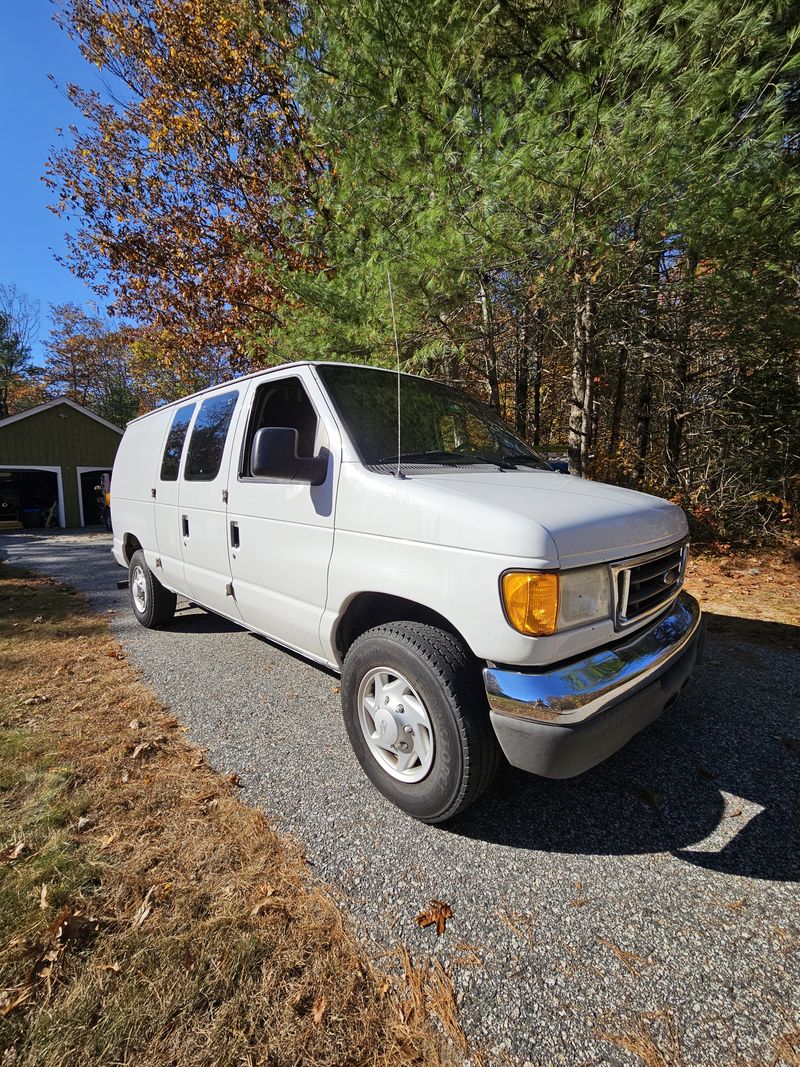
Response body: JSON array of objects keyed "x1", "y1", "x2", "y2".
[{"x1": 45, "y1": 0, "x2": 318, "y2": 398}]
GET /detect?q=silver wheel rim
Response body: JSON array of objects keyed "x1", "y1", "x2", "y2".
[
  {"x1": 357, "y1": 667, "x2": 435, "y2": 783},
  {"x1": 131, "y1": 565, "x2": 147, "y2": 613}
]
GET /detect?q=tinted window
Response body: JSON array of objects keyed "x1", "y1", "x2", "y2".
[
  {"x1": 184, "y1": 391, "x2": 239, "y2": 481},
  {"x1": 159, "y1": 404, "x2": 196, "y2": 481}
]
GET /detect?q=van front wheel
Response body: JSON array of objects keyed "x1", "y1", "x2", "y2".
[
  {"x1": 128, "y1": 549, "x2": 176, "y2": 629},
  {"x1": 340, "y1": 623, "x2": 500, "y2": 823}
]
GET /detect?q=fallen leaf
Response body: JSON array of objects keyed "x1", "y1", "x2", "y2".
[
  {"x1": 33, "y1": 615, "x2": 43, "y2": 623},
  {"x1": 39, "y1": 884, "x2": 49, "y2": 910},
  {"x1": 22, "y1": 694, "x2": 50, "y2": 706},
  {"x1": 718, "y1": 898, "x2": 747, "y2": 912},
  {"x1": 630, "y1": 784, "x2": 662, "y2": 809},
  {"x1": 570, "y1": 897, "x2": 592, "y2": 907},
  {"x1": 415, "y1": 899, "x2": 453, "y2": 936},
  {"x1": 131, "y1": 741, "x2": 153, "y2": 759},
  {"x1": 121, "y1": 769, "x2": 130, "y2": 784},
  {"x1": 129, "y1": 719, "x2": 142, "y2": 730},
  {"x1": 98, "y1": 961, "x2": 120, "y2": 973},
  {"x1": 312, "y1": 994, "x2": 326, "y2": 1025},
  {"x1": 77, "y1": 816, "x2": 93, "y2": 831},
  {"x1": 0, "y1": 987, "x2": 33, "y2": 1017},
  {"x1": 0, "y1": 841, "x2": 26, "y2": 862},
  {"x1": 50, "y1": 906, "x2": 100, "y2": 947},
  {"x1": 224, "y1": 773, "x2": 242, "y2": 787}
]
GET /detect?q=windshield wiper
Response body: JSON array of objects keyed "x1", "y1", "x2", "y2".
[
  {"x1": 374, "y1": 450, "x2": 516, "y2": 470},
  {"x1": 501, "y1": 451, "x2": 549, "y2": 470}
]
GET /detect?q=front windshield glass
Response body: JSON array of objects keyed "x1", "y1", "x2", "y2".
[{"x1": 316, "y1": 365, "x2": 551, "y2": 471}]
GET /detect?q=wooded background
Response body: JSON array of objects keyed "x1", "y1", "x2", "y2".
[{"x1": 2, "y1": 0, "x2": 798, "y2": 541}]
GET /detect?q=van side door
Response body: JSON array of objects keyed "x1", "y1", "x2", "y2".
[
  {"x1": 227, "y1": 371, "x2": 338, "y2": 658},
  {"x1": 153, "y1": 402, "x2": 196, "y2": 595},
  {"x1": 177, "y1": 388, "x2": 244, "y2": 619}
]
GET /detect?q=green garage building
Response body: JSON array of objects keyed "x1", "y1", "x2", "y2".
[{"x1": 0, "y1": 398, "x2": 123, "y2": 530}]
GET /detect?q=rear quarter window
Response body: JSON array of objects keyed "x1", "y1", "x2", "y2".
[{"x1": 184, "y1": 391, "x2": 239, "y2": 482}]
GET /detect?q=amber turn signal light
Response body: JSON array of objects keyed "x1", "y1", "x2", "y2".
[{"x1": 501, "y1": 571, "x2": 559, "y2": 636}]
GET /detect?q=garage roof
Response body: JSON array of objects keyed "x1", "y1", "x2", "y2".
[{"x1": 0, "y1": 398, "x2": 123, "y2": 435}]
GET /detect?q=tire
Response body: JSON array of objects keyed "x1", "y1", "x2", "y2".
[
  {"x1": 128, "y1": 549, "x2": 176, "y2": 629},
  {"x1": 341, "y1": 622, "x2": 500, "y2": 823}
]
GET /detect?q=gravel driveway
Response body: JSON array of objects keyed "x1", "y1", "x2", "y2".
[{"x1": 3, "y1": 530, "x2": 798, "y2": 1066}]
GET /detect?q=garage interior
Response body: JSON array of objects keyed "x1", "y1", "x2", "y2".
[{"x1": 0, "y1": 469, "x2": 60, "y2": 529}]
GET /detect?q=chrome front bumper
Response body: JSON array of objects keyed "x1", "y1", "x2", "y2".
[{"x1": 483, "y1": 592, "x2": 704, "y2": 778}]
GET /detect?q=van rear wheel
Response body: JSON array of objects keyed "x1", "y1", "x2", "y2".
[
  {"x1": 128, "y1": 549, "x2": 176, "y2": 629},
  {"x1": 340, "y1": 622, "x2": 500, "y2": 823}
]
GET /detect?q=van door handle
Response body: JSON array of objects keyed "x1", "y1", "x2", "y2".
[
  {"x1": 181, "y1": 515, "x2": 189, "y2": 538},
  {"x1": 230, "y1": 521, "x2": 240, "y2": 549}
]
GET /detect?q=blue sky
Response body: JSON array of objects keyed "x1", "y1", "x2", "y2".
[{"x1": 0, "y1": 2, "x2": 107, "y2": 362}]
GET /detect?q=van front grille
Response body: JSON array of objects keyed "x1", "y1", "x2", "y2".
[{"x1": 612, "y1": 541, "x2": 687, "y2": 629}]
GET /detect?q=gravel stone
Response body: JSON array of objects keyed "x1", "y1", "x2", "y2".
[{"x1": 2, "y1": 529, "x2": 798, "y2": 1067}]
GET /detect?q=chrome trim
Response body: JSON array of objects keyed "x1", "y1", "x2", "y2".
[
  {"x1": 483, "y1": 592, "x2": 701, "y2": 727},
  {"x1": 610, "y1": 539, "x2": 688, "y2": 630}
]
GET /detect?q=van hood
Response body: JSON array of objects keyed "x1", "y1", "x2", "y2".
[{"x1": 339, "y1": 466, "x2": 688, "y2": 566}]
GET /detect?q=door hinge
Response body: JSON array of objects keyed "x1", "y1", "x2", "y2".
[
  {"x1": 222, "y1": 489, "x2": 228, "y2": 504},
  {"x1": 225, "y1": 582, "x2": 234, "y2": 597},
  {"x1": 151, "y1": 488, "x2": 157, "y2": 499}
]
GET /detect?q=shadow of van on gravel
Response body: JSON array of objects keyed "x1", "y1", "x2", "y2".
[{"x1": 446, "y1": 614, "x2": 800, "y2": 884}]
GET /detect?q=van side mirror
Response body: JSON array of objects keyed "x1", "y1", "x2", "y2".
[{"x1": 250, "y1": 427, "x2": 327, "y2": 485}]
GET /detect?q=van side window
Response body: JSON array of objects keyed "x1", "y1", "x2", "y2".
[
  {"x1": 184, "y1": 391, "x2": 239, "y2": 482},
  {"x1": 241, "y1": 378, "x2": 320, "y2": 478},
  {"x1": 159, "y1": 404, "x2": 196, "y2": 481}
]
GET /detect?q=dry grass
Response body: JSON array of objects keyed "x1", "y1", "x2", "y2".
[
  {"x1": 0, "y1": 567, "x2": 461, "y2": 1066},
  {"x1": 596, "y1": 1009, "x2": 683, "y2": 1067}
]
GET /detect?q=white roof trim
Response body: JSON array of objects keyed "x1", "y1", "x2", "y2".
[{"x1": 0, "y1": 397, "x2": 124, "y2": 435}]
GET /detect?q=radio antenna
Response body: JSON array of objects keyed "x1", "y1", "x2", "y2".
[{"x1": 387, "y1": 270, "x2": 405, "y2": 479}]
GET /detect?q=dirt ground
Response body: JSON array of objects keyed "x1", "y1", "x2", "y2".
[{"x1": 684, "y1": 546, "x2": 800, "y2": 646}]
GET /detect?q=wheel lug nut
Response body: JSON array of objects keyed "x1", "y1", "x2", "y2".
[
  {"x1": 403, "y1": 725, "x2": 413, "y2": 734},
  {"x1": 396, "y1": 704, "x2": 404, "y2": 714}
]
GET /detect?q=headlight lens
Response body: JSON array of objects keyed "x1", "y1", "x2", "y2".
[
  {"x1": 501, "y1": 565, "x2": 610, "y2": 636},
  {"x1": 558, "y1": 565, "x2": 611, "y2": 628}
]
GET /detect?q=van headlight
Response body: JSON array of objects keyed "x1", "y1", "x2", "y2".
[{"x1": 501, "y1": 566, "x2": 611, "y2": 636}]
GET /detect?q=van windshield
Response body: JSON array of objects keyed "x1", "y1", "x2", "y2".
[{"x1": 316, "y1": 365, "x2": 550, "y2": 471}]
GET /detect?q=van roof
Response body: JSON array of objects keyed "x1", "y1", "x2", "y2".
[{"x1": 126, "y1": 360, "x2": 415, "y2": 426}]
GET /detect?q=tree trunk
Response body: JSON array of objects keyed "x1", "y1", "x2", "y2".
[
  {"x1": 532, "y1": 343, "x2": 542, "y2": 447},
  {"x1": 635, "y1": 362, "x2": 652, "y2": 483},
  {"x1": 515, "y1": 308, "x2": 530, "y2": 439},
  {"x1": 635, "y1": 247, "x2": 663, "y2": 484},
  {"x1": 568, "y1": 283, "x2": 595, "y2": 476},
  {"x1": 609, "y1": 343, "x2": 628, "y2": 462},
  {"x1": 478, "y1": 273, "x2": 500, "y2": 413},
  {"x1": 666, "y1": 250, "x2": 698, "y2": 486}
]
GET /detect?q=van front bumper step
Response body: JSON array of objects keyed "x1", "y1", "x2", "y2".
[{"x1": 483, "y1": 592, "x2": 704, "y2": 779}]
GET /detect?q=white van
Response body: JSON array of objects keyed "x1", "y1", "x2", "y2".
[{"x1": 112, "y1": 362, "x2": 704, "y2": 821}]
